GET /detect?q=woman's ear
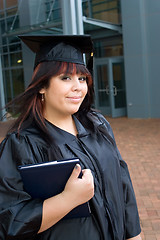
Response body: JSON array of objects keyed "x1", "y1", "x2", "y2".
[{"x1": 39, "y1": 89, "x2": 45, "y2": 94}]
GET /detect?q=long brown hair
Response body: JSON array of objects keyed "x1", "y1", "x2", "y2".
[{"x1": 6, "y1": 61, "x2": 94, "y2": 138}]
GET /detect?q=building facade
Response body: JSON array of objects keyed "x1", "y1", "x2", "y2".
[{"x1": 0, "y1": 0, "x2": 160, "y2": 119}]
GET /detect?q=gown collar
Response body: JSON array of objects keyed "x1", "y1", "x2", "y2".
[{"x1": 45, "y1": 115, "x2": 90, "y2": 145}]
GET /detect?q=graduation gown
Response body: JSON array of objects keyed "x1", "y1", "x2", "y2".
[{"x1": 0, "y1": 112, "x2": 141, "y2": 240}]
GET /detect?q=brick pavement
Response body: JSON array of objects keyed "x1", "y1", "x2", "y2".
[
  {"x1": 0, "y1": 117, "x2": 160, "y2": 239},
  {"x1": 108, "y1": 117, "x2": 160, "y2": 240}
]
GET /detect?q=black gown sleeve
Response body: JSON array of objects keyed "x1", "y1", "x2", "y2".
[
  {"x1": 0, "y1": 133, "x2": 43, "y2": 239},
  {"x1": 93, "y1": 113, "x2": 141, "y2": 238}
]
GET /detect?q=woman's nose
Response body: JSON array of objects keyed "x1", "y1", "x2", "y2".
[{"x1": 72, "y1": 77, "x2": 81, "y2": 91}]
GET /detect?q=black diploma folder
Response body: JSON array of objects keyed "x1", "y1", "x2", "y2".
[{"x1": 18, "y1": 158, "x2": 91, "y2": 219}]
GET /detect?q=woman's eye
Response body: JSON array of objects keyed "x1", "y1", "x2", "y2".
[
  {"x1": 61, "y1": 76, "x2": 71, "y2": 80},
  {"x1": 79, "y1": 76, "x2": 87, "y2": 81}
]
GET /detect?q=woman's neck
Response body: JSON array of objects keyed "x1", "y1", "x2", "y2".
[{"x1": 45, "y1": 115, "x2": 78, "y2": 136}]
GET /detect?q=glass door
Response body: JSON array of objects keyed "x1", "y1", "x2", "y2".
[
  {"x1": 94, "y1": 57, "x2": 126, "y2": 117},
  {"x1": 94, "y1": 62, "x2": 111, "y2": 115}
]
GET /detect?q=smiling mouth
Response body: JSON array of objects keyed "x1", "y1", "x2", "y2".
[
  {"x1": 67, "y1": 96, "x2": 82, "y2": 102},
  {"x1": 68, "y1": 96, "x2": 81, "y2": 99}
]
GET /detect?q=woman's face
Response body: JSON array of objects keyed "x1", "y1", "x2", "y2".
[{"x1": 40, "y1": 73, "x2": 88, "y2": 119}]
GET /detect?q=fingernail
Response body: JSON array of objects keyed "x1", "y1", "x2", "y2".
[{"x1": 75, "y1": 164, "x2": 79, "y2": 169}]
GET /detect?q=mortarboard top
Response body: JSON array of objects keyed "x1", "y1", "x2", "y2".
[{"x1": 18, "y1": 35, "x2": 93, "y2": 69}]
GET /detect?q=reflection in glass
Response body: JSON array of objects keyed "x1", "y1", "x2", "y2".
[
  {"x1": 82, "y1": 0, "x2": 121, "y2": 24},
  {"x1": 6, "y1": 7, "x2": 17, "y2": 16},
  {"x1": 6, "y1": 0, "x2": 18, "y2": 8},
  {"x1": 0, "y1": 20, "x2": 5, "y2": 35},
  {"x1": 112, "y1": 63, "x2": 126, "y2": 109},
  {"x1": 3, "y1": 54, "x2": 9, "y2": 68},
  {"x1": 0, "y1": 11, "x2": 4, "y2": 18},
  {"x1": 97, "y1": 65, "x2": 109, "y2": 107},
  {"x1": 3, "y1": 68, "x2": 24, "y2": 106},
  {"x1": 0, "y1": 1, "x2": 3, "y2": 9},
  {"x1": 10, "y1": 52, "x2": 22, "y2": 67},
  {"x1": 7, "y1": 15, "x2": 19, "y2": 31},
  {"x1": 45, "y1": 0, "x2": 62, "y2": 22},
  {"x1": 2, "y1": 46, "x2": 8, "y2": 53},
  {"x1": 94, "y1": 38, "x2": 123, "y2": 58},
  {"x1": 4, "y1": 70, "x2": 12, "y2": 103},
  {"x1": 12, "y1": 68, "x2": 24, "y2": 97}
]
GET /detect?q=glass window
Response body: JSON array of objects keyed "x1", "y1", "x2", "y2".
[
  {"x1": 6, "y1": 16, "x2": 14, "y2": 31},
  {"x1": 0, "y1": 19, "x2": 6, "y2": 34},
  {"x1": 6, "y1": 7, "x2": 17, "y2": 16},
  {"x1": 7, "y1": 16, "x2": 19, "y2": 31},
  {"x1": 9, "y1": 43, "x2": 21, "y2": 52},
  {"x1": 4, "y1": 70, "x2": 12, "y2": 103},
  {"x1": 10, "y1": 51, "x2": 23, "y2": 67},
  {"x1": 8, "y1": 36, "x2": 20, "y2": 45},
  {"x1": 0, "y1": 1, "x2": 3, "y2": 9},
  {"x1": 3, "y1": 69, "x2": 24, "y2": 109},
  {"x1": 2, "y1": 46, "x2": 8, "y2": 53},
  {"x1": 94, "y1": 37, "x2": 123, "y2": 58},
  {"x1": 0, "y1": 11, "x2": 4, "y2": 19},
  {"x1": 6, "y1": 0, "x2": 18, "y2": 8},
  {"x1": 112, "y1": 63, "x2": 126, "y2": 108},
  {"x1": 97, "y1": 65, "x2": 110, "y2": 107},
  {"x1": 3, "y1": 68, "x2": 24, "y2": 104},
  {"x1": 45, "y1": 0, "x2": 62, "y2": 22},
  {"x1": 12, "y1": 68, "x2": 24, "y2": 97},
  {"x1": 82, "y1": 0, "x2": 121, "y2": 24},
  {"x1": 3, "y1": 54, "x2": 9, "y2": 68}
]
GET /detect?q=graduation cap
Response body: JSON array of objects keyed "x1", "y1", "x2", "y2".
[{"x1": 18, "y1": 35, "x2": 93, "y2": 70}]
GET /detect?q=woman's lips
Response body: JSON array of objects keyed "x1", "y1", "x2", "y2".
[{"x1": 67, "y1": 96, "x2": 82, "y2": 103}]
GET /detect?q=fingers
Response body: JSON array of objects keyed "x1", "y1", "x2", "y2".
[
  {"x1": 71, "y1": 165, "x2": 93, "y2": 181},
  {"x1": 82, "y1": 169, "x2": 94, "y2": 197},
  {"x1": 82, "y1": 169, "x2": 94, "y2": 181},
  {"x1": 64, "y1": 165, "x2": 94, "y2": 206},
  {"x1": 82, "y1": 168, "x2": 92, "y2": 177},
  {"x1": 69, "y1": 164, "x2": 81, "y2": 181}
]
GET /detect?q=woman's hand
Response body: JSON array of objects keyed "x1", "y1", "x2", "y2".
[
  {"x1": 62, "y1": 164, "x2": 94, "y2": 207},
  {"x1": 38, "y1": 164, "x2": 94, "y2": 233}
]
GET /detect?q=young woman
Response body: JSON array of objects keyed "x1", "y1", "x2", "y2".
[{"x1": 0, "y1": 35, "x2": 141, "y2": 240}]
